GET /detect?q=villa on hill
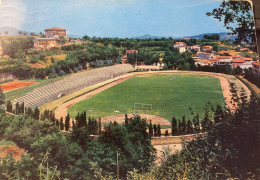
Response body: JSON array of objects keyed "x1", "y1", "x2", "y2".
[{"x1": 34, "y1": 27, "x2": 67, "y2": 50}]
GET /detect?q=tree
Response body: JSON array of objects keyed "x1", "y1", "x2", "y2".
[
  {"x1": 6, "y1": 100, "x2": 12, "y2": 113},
  {"x1": 149, "y1": 120, "x2": 153, "y2": 137},
  {"x1": 171, "y1": 116, "x2": 177, "y2": 136},
  {"x1": 157, "y1": 124, "x2": 161, "y2": 137},
  {"x1": 153, "y1": 124, "x2": 157, "y2": 137},
  {"x1": 34, "y1": 107, "x2": 40, "y2": 120},
  {"x1": 206, "y1": 1, "x2": 255, "y2": 47},
  {"x1": 124, "y1": 113, "x2": 128, "y2": 127},
  {"x1": 203, "y1": 34, "x2": 220, "y2": 40},
  {"x1": 60, "y1": 117, "x2": 64, "y2": 130},
  {"x1": 19, "y1": 102, "x2": 25, "y2": 114},
  {"x1": 165, "y1": 130, "x2": 169, "y2": 137},
  {"x1": 65, "y1": 114, "x2": 70, "y2": 131},
  {"x1": 15, "y1": 102, "x2": 19, "y2": 114},
  {"x1": 83, "y1": 35, "x2": 90, "y2": 41},
  {"x1": 0, "y1": 87, "x2": 5, "y2": 105}
]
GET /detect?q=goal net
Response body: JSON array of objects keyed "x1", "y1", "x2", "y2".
[{"x1": 134, "y1": 103, "x2": 152, "y2": 111}]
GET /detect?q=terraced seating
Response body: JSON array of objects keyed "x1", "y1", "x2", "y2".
[{"x1": 12, "y1": 64, "x2": 134, "y2": 108}]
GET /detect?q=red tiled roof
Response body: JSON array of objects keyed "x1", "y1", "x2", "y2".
[
  {"x1": 200, "y1": 59, "x2": 209, "y2": 63},
  {"x1": 242, "y1": 57, "x2": 253, "y2": 61},
  {"x1": 233, "y1": 59, "x2": 245, "y2": 63},
  {"x1": 216, "y1": 56, "x2": 232, "y2": 59},
  {"x1": 126, "y1": 50, "x2": 138, "y2": 54},
  {"x1": 45, "y1": 27, "x2": 66, "y2": 31}
]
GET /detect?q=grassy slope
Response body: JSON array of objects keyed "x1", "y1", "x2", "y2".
[{"x1": 68, "y1": 74, "x2": 225, "y2": 121}]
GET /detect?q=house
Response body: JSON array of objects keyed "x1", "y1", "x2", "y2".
[
  {"x1": 216, "y1": 59, "x2": 233, "y2": 66},
  {"x1": 202, "y1": 45, "x2": 213, "y2": 52},
  {"x1": 195, "y1": 59, "x2": 211, "y2": 66},
  {"x1": 216, "y1": 55, "x2": 232, "y2": 61},
  {"x1": 233, "y1": 58, "x2": 253, "y2": 69},
  {"x1": 34, "y1": 27, "x2": 67, "y2": 50},
  {"x1": 33, "y1": 38, "x2": 58, "y2": 50},
  {"x1": 190, "y1": 45, "x2": 201, "y2": 52},
  {"x1": 198, "y1": 52, "x2": 215, "y2": 59},
  {"x1": 173, "y1": 42, "x2": 187, "y2": 53},
  {"x1": 252, "y1": 60, "x2": 259, "y2": 75},
  {"x1": 126, "y1": 50, "x2": 138, "y2": 55},
  {"x1": 45, "y1": 27, "x2": 66, "y2": 39}
]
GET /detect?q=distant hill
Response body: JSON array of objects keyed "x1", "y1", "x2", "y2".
[
  {"x1": 184, "y1": 32, "x2": 237, "y2": 41},
  {"x1": 131, "y1": 32, "x2": 237, "y2": 41},
  {"x1": 131, "y1": 34, "x2": 161, "y2": 39},
  {"x1": 0, "y1": 27, "x2": 27, "y2": 35}
]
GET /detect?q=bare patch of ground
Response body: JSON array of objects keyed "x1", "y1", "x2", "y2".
[
  {"x1": 0, "y1": 145, "x2": 25, "y2": 161},
  {"x1": 154, "y1": 144, "x2": 182, "y2": 164},
  {"x1": 101, "y1": 113, "x2": 170, "y2": 126}
]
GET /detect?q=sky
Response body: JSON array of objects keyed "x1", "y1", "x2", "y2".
[{"x1": 0, "y1": 0, "x2": 235, "y2": 38}]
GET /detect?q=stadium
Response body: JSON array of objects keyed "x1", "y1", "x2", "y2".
[{"x1": 10, "y1": 64, "x2": 251, "y2": 130}]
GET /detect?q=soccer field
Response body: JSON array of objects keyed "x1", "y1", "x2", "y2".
[{"x1": 68, "y1": 74, "x2": 225, "y2": 121}]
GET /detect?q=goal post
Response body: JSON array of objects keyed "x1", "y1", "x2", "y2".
[{"x1": 134, "y1": 103, "x2": 152, "y2": 111}]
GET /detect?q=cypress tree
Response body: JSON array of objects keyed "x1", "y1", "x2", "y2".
[
  {"x1": 15, "y1": 102, "x2": 19, "y2": 114},
  {"x1": 60, "y1": 117, "x2": 64, "y2": 130},
  {"x1": 171, "y1": 116, "x2": 177, "y2": 136},
  {"x1": 186, "y1": 119, "x2": 193, "y2": 134},
  {"x1": 125, "y1": 113, "x2": 128, "y2": 127},
  {"x1": 180, "y1": 116, "x2": 186, "y2": 135},
  {"x1": 34, "y1": 107, "x2": 40, "y2": 120},
  {"x1": 26, "y1": 107, "x2": 33, "y2": 116},
  {"x1": 83, "y1": 111, "x2": 87, "y2": 127},
  {"x1": 149, "y1": 120, "x2": 153, "y2": 137},
  {"x1": 98, "y1": 118, "x2": 102, "y2": 135},
  {"x1": 6, "y1": 100, "x2": 12, "y2": 113},
  {"x1": 214, "y1": 105, "x2": 224, "y2": 124},
  {"x1": 157, "y1": 124, "x2": 161, "y2": 137},
  {"x1": 65, "y1": 114, "x2": 70, "y2": 131},
  {"x1": 56, "y1": 119, "x2": 59, "y2": 127},
  {"x1": 94, "y1": 119, "x2": 98, "y2": 135},
  {"x1": 153, "y1": 124, "x2": 157, "y2": 137},
  {"x1": 193, "y1": 113, "x2": 200, "y2": 133},
  {"x1": 165, "y1": 130, "x2": 169, "y2": 137},
  {"x1": 20, "y1": 102, "x2": 24, "y2": 114}
]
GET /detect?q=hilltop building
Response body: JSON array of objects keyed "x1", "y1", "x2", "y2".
[
  {"x1": 45, "y1": 27, "x2": 66, "y2": 39},
  {"x1": 34, "y1": 27, "x2": 67, "y2": 50}
]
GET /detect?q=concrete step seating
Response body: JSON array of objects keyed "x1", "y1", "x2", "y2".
[{"x1": 12, "y1": 64, "x2": 134, "y2": 108}]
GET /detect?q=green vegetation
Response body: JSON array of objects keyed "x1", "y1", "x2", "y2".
[
  {"x1": 203, "y1": 34, "x2": 220, "y2": 40},
  {"x1": 68, "y1": 74, "x2": 225, "y2": 120},
  {"x1": 0, "y1": 110, "x2": 155, "y2": 179}
]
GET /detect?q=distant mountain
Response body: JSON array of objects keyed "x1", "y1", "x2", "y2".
[
  {"x1": 131, "y1": 34, "x2": 161, "y2": 39},
  {"x1": 131, "y1": 32, "x2": 237, "y2": 41},
  {"x1": 184, "y1": 32, "x2": 237, "y2": 41},
  {"x1": 0, "y1": 27, "x2": 28, "y2": 35}
]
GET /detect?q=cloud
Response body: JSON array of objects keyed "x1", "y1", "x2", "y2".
[{"x1": 0, "y1": 0, "x2": 26, "y2": 29}]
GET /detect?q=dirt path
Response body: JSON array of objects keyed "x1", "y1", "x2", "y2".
[
  {"x1": 101, "y1": 113, "x2": 170, "y2": 125},
  {"x1": 54, "y1": 71, "x2": 249, "y2": 123}
]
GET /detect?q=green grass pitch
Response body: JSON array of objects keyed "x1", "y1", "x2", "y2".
[{"x1": 68, "y1": 74, "x2": 225, "y2": 121}]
